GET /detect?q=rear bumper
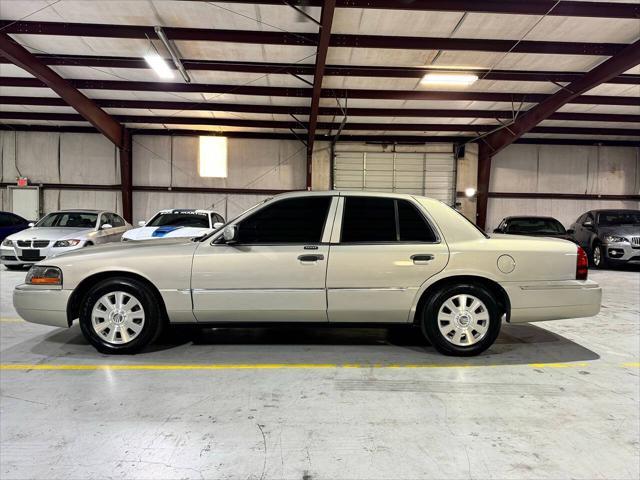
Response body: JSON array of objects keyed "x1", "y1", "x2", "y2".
[
  {"x1": 13, "y1": 284, "x2": 72, "y2": 328},
  {"x1": 503, "y1": 279, "x2": 601, "y2": 323}
]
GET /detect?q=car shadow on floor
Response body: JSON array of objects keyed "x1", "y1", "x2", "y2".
[{"x1": 20, "y1": 321, "x2": 600, "y2": 367}]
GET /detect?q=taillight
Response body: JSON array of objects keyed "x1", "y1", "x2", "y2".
[{"x1": 576, "y1": 246, "x2": 588, "y2": 280}]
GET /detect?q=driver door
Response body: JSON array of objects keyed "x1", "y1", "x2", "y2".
[{"x1": 191, "y1": 195, "x2": 337, "y2": 322}]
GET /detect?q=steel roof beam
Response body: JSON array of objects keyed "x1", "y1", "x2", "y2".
[
  {"x1": 2, "y1": 111, "x2": 638, "y2": 137},
  {"x1": 4, "y1": 96, "x2": 640, "y2": 123},
  {"x1": 208, "y1": 1, "x2": 640, "y2": 19},
  {"x1": 3, "y1": 55, "x2": 637, "y2": 84},
  {"x1": 1, "y1": 21, "x2": 630, "y2": 56},
  {"x1": 4, "y1": 77, "x2": 638, "y2": 106}
]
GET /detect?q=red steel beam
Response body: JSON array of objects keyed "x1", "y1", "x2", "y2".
[
  {"x1": 3, "y1": 54, "x2": 638, "y2": 84},
  {"x1": 207, "y1": 1, "x2": 640, "y2": 19},
  {"x1": 4, "y1": 77, "x2": 639, "y2": 106},
  {"x1": 307, "y1": 0, "x2": 336, "y2": 189},
  {"x1": 1, "y1": 21, "x2": 629, "y2": 56},
  {"x1": 2, "y1": 111, "x2": 639, "y2": 137},
  {"x1": 0, "y1": 34, "x2": 123, "y2": 147},
  {"x1": 4, "y1": 96, "x2": 640, "y2": 123},
  {"x1": 476, "y1": 37, "x2": 640, "y2": 229},
  {"x1": 0, "y1": 33, "x2": 134, "y2": 221}
]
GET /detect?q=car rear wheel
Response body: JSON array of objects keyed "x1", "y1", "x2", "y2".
[
  {"x1": 421, "y1": 284, "x2": 501, "y2": 356},
  {"x1": 79, "y1": 277, "x2": 164, "y2": 354}
]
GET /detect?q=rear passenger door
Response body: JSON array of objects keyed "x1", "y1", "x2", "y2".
[{"x1": 326, "y1": 195, "x2": 449, "y2": 323}]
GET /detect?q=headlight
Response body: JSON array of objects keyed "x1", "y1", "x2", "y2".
[
  {"x1": 53, "y1": 239, "x2": 81, "y2": 248},
  {"x1": 604, "y1": 235, "x2": 627, "y2": 243},
  {"x1": 26, "y1": 266, "x2": 62, "y2": 286},
  {"x1": 1, "y1": 239, "x2": 12, "y2": 247}
]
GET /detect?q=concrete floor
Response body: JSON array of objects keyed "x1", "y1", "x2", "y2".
[{"x1": 1, "y1": 268, "x2": 638, "y2": 480}]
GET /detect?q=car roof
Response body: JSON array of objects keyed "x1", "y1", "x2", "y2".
[
  {"x1": 270, "y1": 190, "x2": 444, "y2": 206},
  {"x1": 504, "y1": 216, "x2": 559, "y2": 220},
  {"x1": 591, "y1": 209, "x2": 640, "y2": 214},
  {"x1": 156, "y1": 209, "x2": 217, "y2": 214},
  {"x1": 52, "y1": 209, "x2": 103, "y2": 214}
]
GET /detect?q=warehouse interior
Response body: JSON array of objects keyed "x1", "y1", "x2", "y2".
[{"x1": 1, "y1": 1, "x2": 639, "y2": 479}]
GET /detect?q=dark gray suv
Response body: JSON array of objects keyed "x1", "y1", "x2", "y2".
[{"x1": 569, "y1": 209, "x2": 640, "y2": 268}]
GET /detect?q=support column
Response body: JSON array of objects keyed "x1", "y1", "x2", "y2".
[
  {"x1": 476, "y1": 142, "x2": 493, "y2": 230},
  {"x1": 120, "y1": 128, "x2": 133, "y2": 222}
]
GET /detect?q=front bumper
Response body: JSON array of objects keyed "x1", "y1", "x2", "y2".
[
  {"x1": 13, "y1": 284, "x2": 72, "y2": 328},
  {"x1": 603, "y1": 242, "x2": 640, "y2": 265},
  {"x1": 504, "y1": 279, "x2": 602, "y2": 323},
  {"x1": 1, "y1": 243, "x2": 84, "y2": 266}
]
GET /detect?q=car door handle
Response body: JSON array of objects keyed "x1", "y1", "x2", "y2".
[
  {"x1": 411, "y1": 254, "x2": 434, "y2": 264},
  {"x1": 298, "y1": 254, "x2": 324, "y2": 262}
]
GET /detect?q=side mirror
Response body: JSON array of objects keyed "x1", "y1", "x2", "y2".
[
  {"x1": 567, "y1": 228, "x2": 575, "y2": 235},
  {"x1": 223, "y1": 225, "x2": 239, "y2": 244},
  {"x1": 28, "y1": 222, "x2": 35, "y2": 227},
  {"x1": 138, "y1": 220, "x2": 146, "y2": 227},
  {"x1": 213, "y1": 222, "x2": 224, "y2": 230},
  {"x1": 101, "y1": 223, "x2": 113, "y2": 230}
]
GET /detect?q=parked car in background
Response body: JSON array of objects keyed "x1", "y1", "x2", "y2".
[
  {"x1": 1, "y1": 209, "x2": 130, "y2": 270},
  {"x1": 493, "y1": 216, "x2": 574, "y2": 241},
  {"x1": 569, "y1": 209, "x2": 640, "y2": 268},
  {"x1": 122, "y1": 209, "x2": 224, "y2": 241},
  {"x1": 0, "y1": 211, "x2": 30, "y2": 242},
  {"x1": 14, "y1": 192, "x2": 601, "y2": 356}
]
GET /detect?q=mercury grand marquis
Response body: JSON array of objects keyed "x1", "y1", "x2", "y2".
[{"x1": 13, "y1": 192, "x2": 602, "y2": 356}]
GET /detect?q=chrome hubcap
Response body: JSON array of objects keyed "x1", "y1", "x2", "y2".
[
  {"x1": 437, "y1": 294, "x2": 490, "y2": 347},
  {"x1": 594, "y1": 246, "x2": 601, "y2": 265},
  {"x1": 91, "y1": 291, "x2": 145, "y2": 345}
]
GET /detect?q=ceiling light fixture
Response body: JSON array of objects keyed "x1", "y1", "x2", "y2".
[
  {"x1": 144, "y1": 52, "x2": 174, "y2": 80},
  {"x1": 154, "y1": 26, "x2": 191, "y2": 84},
  {"x1": 421, "y1": 73, "x2": 478, "y2": 86}
]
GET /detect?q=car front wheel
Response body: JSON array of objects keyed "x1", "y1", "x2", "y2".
[
  {"x1": 421, "y1": 284, "x2": 502, "y2": 356},
  {"x1": 79, "y1": 277, "x2": 163, "y2": 354},
  {"x1": 591, "y1": 243, "x2": 607, "y2": 269}
]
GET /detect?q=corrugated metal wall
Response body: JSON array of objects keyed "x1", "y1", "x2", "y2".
[
  {"x1": 1, "y1": 132, "x2": 306, "y2": 222},
  {"x1": 487, "y1": 144, "x2": 640, "y2": 230},
  {"x1": 333, "y1": 143, "x2": 456, "y2": 205}
]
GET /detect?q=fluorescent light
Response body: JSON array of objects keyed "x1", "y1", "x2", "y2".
[
  {"x1": 144, "y1": 52, "x2": 174, "y2": 79},
  {"x1": 465, "y1": 187, "x2": 477, "y2": 198},
  {"x1": 421, "y1": 73, "x2": 478, "y2": 86},
  {"x1": 199, "y1": 136, "x2": 228, "y2": 178}
]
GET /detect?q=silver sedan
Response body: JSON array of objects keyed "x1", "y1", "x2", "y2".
[{"x1": 1, "y1": 209, "x2": 131, "y2": 270}]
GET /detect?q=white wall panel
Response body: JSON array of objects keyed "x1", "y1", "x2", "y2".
[
  {"x1": 59, "y1": 133, "x2": 119, "y2": 185},
  {"x1": 487, "y1": 144, "x2": 640, "y2": 230}
]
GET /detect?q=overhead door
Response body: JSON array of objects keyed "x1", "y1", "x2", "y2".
[{"x1": 333, "y1": 148, "x2": 456, "y2": 205}]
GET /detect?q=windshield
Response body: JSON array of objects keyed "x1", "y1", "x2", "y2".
[
  {"x1": 506, "y1": 218, "x2": 565, "y2": 234},
  {"x1": 147, "y1": 212, "x2": 210, "y2": 228},
  {"x1": 36, "y1": 212, "x2": 98, "y2": 228},
  {"x1": 598, "y1": 211, "x2": 640, "y2": 226}
]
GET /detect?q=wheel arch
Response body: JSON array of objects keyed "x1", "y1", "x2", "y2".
[
  {"x1": 411, "y1": 275, "x2": 511, "y2": 325},
  {"x1": 67, "y1": 270, "x2": 169, "y2": 324}
]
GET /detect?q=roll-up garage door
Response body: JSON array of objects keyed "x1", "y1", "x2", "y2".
[{"x1": 333, "y1": 148, "x2": 456, "y2": 205}]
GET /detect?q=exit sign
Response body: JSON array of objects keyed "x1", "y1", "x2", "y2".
[{"x1": 17, "y1": 177, "x2": 28, "y2": 187}]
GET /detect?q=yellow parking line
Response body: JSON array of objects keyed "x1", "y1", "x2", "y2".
[
  {"x1": 622, "y1": 362, "x2": 640, "y2": 368},
  {"x1": 0, "y1": 318, "x2": 24, "y2": 323},
  {"x1": 0, "y1": 361, "x2": 619, "y2": 371}
]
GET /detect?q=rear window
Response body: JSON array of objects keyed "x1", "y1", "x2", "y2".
[
  {"x1": 506, "y1": 218, "x2": 565, "y2": 234},
  {"x1": 147, "y1": 212, "x2": 209, "y2": 228}
]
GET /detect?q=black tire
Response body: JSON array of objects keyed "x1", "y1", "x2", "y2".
[
  {"x1": 79, "y1": 277, "x2": 164, "y2": 354},
  {"x1": 4, "y1": 264, "x2": 25, "y2": 271},
  {"x1": 420, "y1": 283, "x2": 502, "y2": 356},
  {"x1": 591, "y1": 242, "x2": 607, "y2": 269}
]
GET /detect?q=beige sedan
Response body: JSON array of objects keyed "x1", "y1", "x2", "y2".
[{"x1": 13, "y1": 191, "x2": 601, "y2": 356}]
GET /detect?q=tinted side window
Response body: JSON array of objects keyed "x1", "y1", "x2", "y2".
[
  {"x1": 239, "y1": 197, "x2": 331, "y2": 244},
  {"x1": 341, "y1": 197, "x2": 396, "y2": 242},
  {"x1": 397, "y1": 200, "x2": 436, "y2": 242},
  {"x1": 0, "y1": 213, "x2": 10, "y2": 227},
  {"x1": 110, "y1": 214, "x2": 125, "y2": 227}
]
